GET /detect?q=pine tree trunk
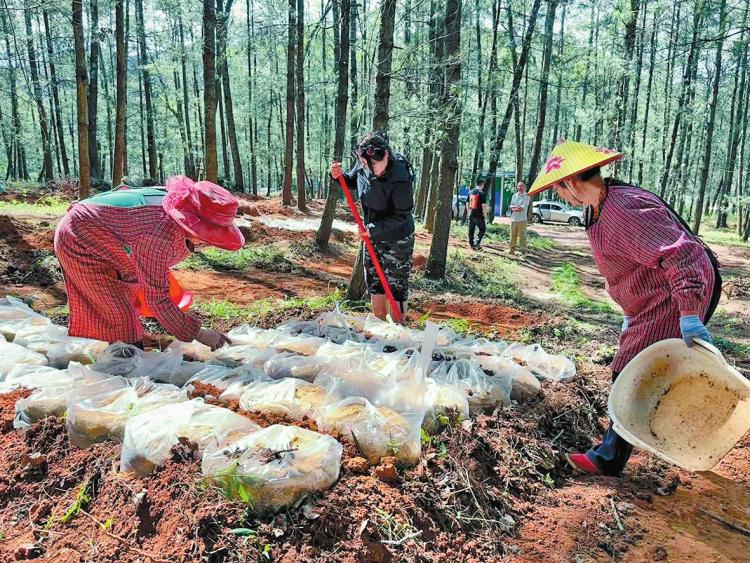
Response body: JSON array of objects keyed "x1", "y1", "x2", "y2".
[
  {"x1": 295, "y1": 0, "x2": 306, "y2": 211},
  {"x1": 1, "y1": 9, "x2": 25, "y2": 179},
  {"x1": 87, "y1": 0, "x2": 100, "y2": 180},
  {"x1": 525, "y1": 0, "x2": 558, "y2": 188},
  {"x1": 485, "y1": 0, "x2": 541, "y2": 221},
  {"x1": 217, "y1": 0, "x2": 244, "y2": 191},
  {"x1": 372, "y1": 0, "x2": 396, "y2": 132},
  {"x1": 218, "y1": 83, "x2": 229, "y2": 178},
  {"x1": 638, "y1": 15, "x2": 657, "y2": 185},
  {"x1": 43, "y1": 9, "x2": 70, "y2": 177},
  {"x1": 72, "y1": 0, "x2": 90, "y2": 197},
  {"x1": 135, "y1": 0, "x2": 157, "y2": 179},
  {"x1": 692, "y1": 0, "x2": 727, "y2": 234},
  {"x1": 178, "y1": 14, "x2": 195, "y2": 178},
  {"x1": 426, "y1": 0, "x2": 463, "y2": 280},
  {"x1": 24, "y1": 4, "x2": 54, "y2": 181},
  {"x1": 551, "y1": 3, "x2": 566, "y2": 145},
  {"x1": 281, "y1": 0, "x2": 296, "y2": 206},
  {"x1": 112, "y1": 0, "x2": 127, "y2": 186},
  {"x1": 659, "y1": 4, "x2": 700, "y2": 197},
  {"x1": 349, "y1": 0, "x2": 358, "y2": 145},
  {"x1": 202, "y1": 0, "x2": 219, "y2": 182},
  {"x1": 316, "y1": 0, "x2": 350, "y2": 249},
  {"x1": 469, "y1": 0, "x2": 500, "y2": 187},
  {"x1": 246, "y1": 0, "x2": 257, "y2": 194},
  {"x1": 715, "y1": 2, "x2": 748, "y2": 228}
]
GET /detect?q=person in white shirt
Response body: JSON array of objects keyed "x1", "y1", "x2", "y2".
[{"x1": 509, "y1": 181, "x2": 531, "y2": 256}]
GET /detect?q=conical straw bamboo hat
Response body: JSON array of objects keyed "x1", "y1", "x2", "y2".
[{"x1": 528, "y1": 140, "x2": 623, "y2": 196}]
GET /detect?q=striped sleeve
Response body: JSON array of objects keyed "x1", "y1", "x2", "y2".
[{"x1": 604, "y1": 195, "x2": 709, "y2": 313}]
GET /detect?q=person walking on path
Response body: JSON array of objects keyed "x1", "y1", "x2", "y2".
[
  {"x1": 54, "y1": 176, "x2": 244, "y2": 350},
  {"x1": 467, "y1": 179, "x2": 488, "y2": 250},
  {"x1": 528, "y1": 139, "x2": 722, "y2": 477},
  {"x1": 509, "y1": 181, "x2": 531, "y2": 256},
  {"x1": 330, "y1": 132, "x2": 415, "y2": 322}
]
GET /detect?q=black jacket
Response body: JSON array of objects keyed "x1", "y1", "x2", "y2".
[{"x1": 339, "y1": 153, "x2": 415, "y2": 241}]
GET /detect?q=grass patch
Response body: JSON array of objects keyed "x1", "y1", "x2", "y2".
[
  {"x1": 178, "y1": 245, "x2": 295, "y2": 273},
  {"x1": 416, "y1": 312, "x2": 478, "y2": 336},
  {"x1": 448, "y1": 222, "x2": 555, "y2": 251},
  {"x1": 412, "y1": 250, "x2": 521, "y2": 301},
  {"x1": 700, "y1": 226, "x2": 750, "y2": 249},
  {"x1": 0, "y1": 196, "x2": 69, "y2": 216},
  {"x1": 551, "y1": 262, "x2": 614, "y2": 313},
  {"x1": 193, "y1": 289, "x2": 347, "y2": 328},
  {"x1": 485, "y1": 223, "x2": 556, "y2": 251},
  {"x1": 714, "y1": 336, "x2": 750, "y2": 358}
]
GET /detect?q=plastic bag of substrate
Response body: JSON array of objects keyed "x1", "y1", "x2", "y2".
[
  {"x1": 314, "y1": 340, "x2": 368, "y2": 364},
  {"x1": 362, "y1": 314, "x2": 420, "y2": 347},
  {"x1": 315, "y1": 350, "x2": 427, "y2": 414},
  {"x1": 262, "y1": 352, "x2": 326, "y2": 382},
  {"x1": 432, "y1": 359, "x2": 511, "y2": 413},
  {"x1": 186, "y1": 365, "x2": 269, "y2": 400},
  {"x1": 201, "y1": 424, "x2": 342, "y2": 513},
  {"x1": 225, "y1": 326, "x2": 281, "y2": 349},
  {"x1": 238, "y1": 378, "x2": 330, "y2": 420},
  {"x1": 0, "y1": 340, "x2": 48, "y2": 376},
  {"x1": 317, "y1": 396, "x2": 422, "y2": 464},
  {"x1": 0, "y1": 296, "x2": 52, "y2": 341},
  {"x1": 0, "y1": 364, "x2": 68, "y2": 393},
  {"x1": 272, "y1": 332, "x2": 327, "y2": 356},
  {"x1": 66, "y1": 376, "x2": 187, "y2": 448},
  {"x1": 13, "y1": 365, "x2": 111, "y2": 429},
  {"x1": 317, "y1": 305, "x2": 368, "y2": 333},
  {"x1": 475, "y1": 355, "x2": 541, "y2": 401},
  {"x1": 165, "y1": 339, "x2": 215, "y2": 363},
  {"x1": 121, "y1": 399, "x2": 260, "y2": 475},
  {"x1": 214, "y1": 345, "x2": 278, "y2": 369},
  {"x1": 423, "y1": 377, "x2": 470, "y2": 433},
  {"x1": 503, "y1": 343, "x2": 576, "y2": 381},
  {"x1": 94, "y1": 342, "x2": 195, "y2": 384},
  {"x1": 275, "y1": 318, "x2": 322, "y2": 337},
  {"x1": 13, "y1": 324, "x2": 108, "y2": 368}
]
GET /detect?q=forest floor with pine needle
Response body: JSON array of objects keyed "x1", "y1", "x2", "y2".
[{"x1": 1, "y1": 190, "x2": 750, "y2": 561}]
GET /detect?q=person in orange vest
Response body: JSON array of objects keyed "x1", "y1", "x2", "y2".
[{"x1": 467, "y1": 179, "x2": 488, "y2": 250}]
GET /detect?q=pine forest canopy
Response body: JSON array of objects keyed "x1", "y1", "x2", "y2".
[{"x1": 0, "y1": 0, "x2": 748, "y2": 241}]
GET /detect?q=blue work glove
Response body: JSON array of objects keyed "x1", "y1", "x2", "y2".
[
  {"x1": 621, "y1": 316, "x2": 630, "y2": 332},
  {"x1": 679, "y1": 315, "x2": 712, "y2": 347}
]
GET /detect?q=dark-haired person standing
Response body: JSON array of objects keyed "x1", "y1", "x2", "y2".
[
  {"x1": 528, "y1": 140, "x2": 721, "y2": 477},
  {"x1": 330, "y1": 132, "x2": 415, "y2": 323},
  {"x1": 467, "y1": 179, "x2": 488, "y2": 250}
]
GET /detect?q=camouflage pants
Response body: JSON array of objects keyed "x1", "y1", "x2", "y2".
[{"x1": 364, "y1": 233, "x2": 415, "y2": 302}]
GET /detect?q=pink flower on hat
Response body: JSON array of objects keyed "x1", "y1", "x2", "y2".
[{"x1": 544, "y1": 155, "x2": 565, "y2": 173}]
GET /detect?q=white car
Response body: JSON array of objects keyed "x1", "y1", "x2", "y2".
[{"x1": 532, "y1": 201, "x2": 584, "y2": 226}]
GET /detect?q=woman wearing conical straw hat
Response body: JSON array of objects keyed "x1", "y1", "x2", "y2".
[{"x1": 528, "y1": 140, "x2": 722, "y2": 476}]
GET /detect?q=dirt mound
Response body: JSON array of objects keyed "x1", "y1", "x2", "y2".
[
  {"x1": 0, "y1": 216, "x2": 60, "y2": 288},
  {"x1": 414, "y1": 300, "x2": 543, "y2": 336}
]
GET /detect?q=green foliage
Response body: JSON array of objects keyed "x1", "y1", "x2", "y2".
[
  {"x1": 551, "y1": 263, "x2": 614, "y2": 313},
  {"x1": 714, "y1": 336, "x2": 750, "y2": 358},
  {"x1": 700, "y1": 227, "x2": 750, "y2": 249},
  {"x1": 485, "y1": 223, "x2": 556, "y2": 251},
  {"x1": 58, "y1": 480, "x2": 92, "y2": 525},
  {"x1": 413, "y1": 250, "x2": 521, "y2": 301},
  {"x1": 209, "y1": 464, "x2": 259, "y2": 504},
  {"x1": 193, "y1": 289, "x2": 345, "y2": 326},
  {"x1": 0, "y1": 197, "x2": 69, "y2": 216},
  {"x1": 178, "y1": 245, "x2": 295, "y2": 273}
]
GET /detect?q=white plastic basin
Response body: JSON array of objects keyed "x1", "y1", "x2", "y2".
[{"x1": 609, "y1": 338, "x2": 750, "y2": 472}]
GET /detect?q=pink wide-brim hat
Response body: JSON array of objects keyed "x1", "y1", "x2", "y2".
[{"x1": 162, "y1": 176, "x2": 245, "y2": 251}]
